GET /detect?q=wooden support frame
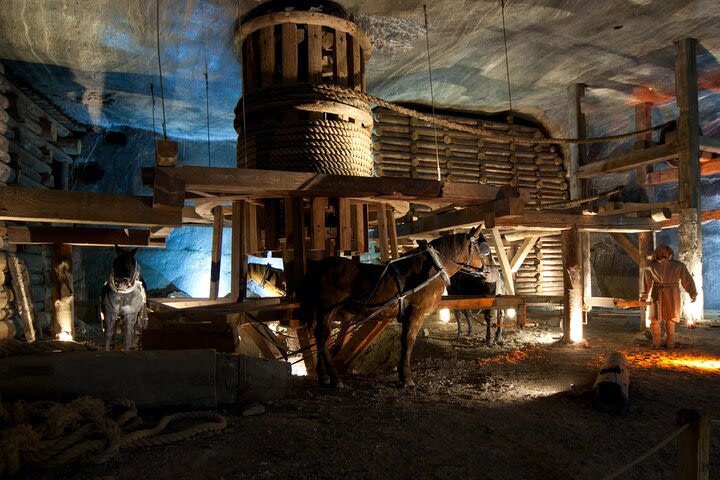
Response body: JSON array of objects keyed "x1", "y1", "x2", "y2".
[
  {"x1": 51, "y1": 244, "x2": 74, "y2": 340},
  {"x1": 385, "y1": 205, "x2": 399, "y2": 259},
  {"x1": 209, "y1": 206, "x2": 224, "y2": 300},
  {"x1": 610, "y1": 233, "x2": 642, "y2": 265},
  {"x1": 490, "y1": 228, "x2": 515, "y2": 295},
  {"x1": 575, "y1": 143, "x2": 679, "y2": 179},
  {"x1": 230, "y1": 201, "x2": 247, "y2": 302},
  {"x1": 375, "y1": 203, "x2": 390, "y2": 262},
  {"x1": 647, "y1": 156, "x2": 720, "y2": 186},
  {"x1": 6, "y1": 226, "x2": 159, "y2": 247},
  {"x1": 561, "y1": 226, "x2": 583, "y2": 342},
  {"x1": 510, "y1": 236, "x2": 538, "y2": 273}
]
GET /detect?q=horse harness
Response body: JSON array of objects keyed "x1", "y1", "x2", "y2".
[
  {"x1": 361, "y1": 236, "x2": 490, "y2": 324},
  {"x1": 107, "y1": 268, "x2": 144, "y2": 296}
]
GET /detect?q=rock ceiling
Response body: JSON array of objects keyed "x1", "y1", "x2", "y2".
[{"x1": 0, "y1": 0, "x2": 719, "y2": 148}]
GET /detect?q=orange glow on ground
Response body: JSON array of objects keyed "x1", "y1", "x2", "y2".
[
  {"x1": 477, "y1": 349, "x2": 530, "y2": 366},
  {"x1": 625, "y1": 350, "x2": 720, "y2": 373}
]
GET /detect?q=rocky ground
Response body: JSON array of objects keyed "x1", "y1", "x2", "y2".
[{"x1": 26, "y1": 310, "x2": 720, "y2": 480}]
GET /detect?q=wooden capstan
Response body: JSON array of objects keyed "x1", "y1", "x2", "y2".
[{"x1": 234, "y1": 0, "x2": 373, "y2": 176}]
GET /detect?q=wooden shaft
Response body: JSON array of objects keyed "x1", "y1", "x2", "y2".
[{"x1": 209, "y1": 206, "x2": 224, "y2": 300}]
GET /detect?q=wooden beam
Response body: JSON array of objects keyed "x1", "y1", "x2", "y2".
[
  {"x1": 510, "y1": 236, "x2": 537, "y2": 273},
  {"x1": 597, "y1": 201, "x2": 676, "y2": 217},
  {"x1": 209, "y1": 206, "x2": 223, "y2": 300},
  {"x1": 610, "y1": 232, "x2": 642, "y2": 265},
  {"x1": 7, "y1": 226, "x2": 158, "y2": 247},
  {"x1": 152, "y1": 169, "x2": 186, "y2": 209},
  {"x1": 661, "y1": 208, "x2": 720, "y2": 228},
  {"x1": 567, "y1": 83, "x2": 586, "y2": 199},
  {"x1": 491, "y1": 212, "x2": 657, "y2": 233},
  {"x1": 575, "y1": 143, "x2": 679, "y2": 179},
  {"x1": 145, "y1": 167, "x2": 499, "y2": 205},
  {"x1": 230, "y1": 201, "x2": 246, "y2": 302},
  {"x1": 635, "y1": 101, "x2": 655, "y2": 200},
  {"x1": 675, "y1": 38, "x2": 703, "y2": 325},
  {"x1": 561, "y1": 226, "x2": 583, "y2": 342},
  {"x1": 310, "y1": 198, "x2": 327, "y2": 251},
  {"x1": 440, "y1": 295, "x2": 526, "y2": 310},
  {"x1": 490, "y1": 228, "x2": 515, "y2": 295},
  {"x1": 375, "y1": 203, "x2": 390, "y2": 262},
  {"x1": 51, "y1": 244, "x2": 73, "y2": 340},
  {"x1": 647, "y1": 157, "x2": 720, "y2": 186},
  {"x1": 332, "y1": 318, "x2": 393, "y2": 371},
  {"x1": 337, "y1": 198, "x2": 352, "y2": 252},
  {"x1": 699, "y1": 135, "x2": 720, "y2": 154},
  {"x1": 394, "y1": 198, "x2": 524, "y2": 238},
  {"x1": 0, "y1": 187, "x2": 181, "y2": 226},
  {"x1": 385, "y1": 205, "x2": 399, "y2": 259}
]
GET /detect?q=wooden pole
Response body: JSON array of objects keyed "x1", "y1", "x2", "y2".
[
  {"x1": 561, "y1": 226, "x2": 583, "y2": 342},
  {"x1": 490, "y1": 228, "x2": 515, "y2": 295},
  {"x1": 7, "y1": 254, "x2": 36, "y2": 342},
  {"x1": 51, "y1": 244, "x2": 74, "y2": 340},
  {"x1": 231, "y1": 201, "x2": 247, "y2": 302},
  {"x1": 674, "y1": 38, "x2": 703, "y2": 325},
  {"x1": 289, "y1": 197, "x2": 306, "y2": 296},
  {"x1": 675, "y1": 409, "x2": 711, "y2": 480},
  {"x1": 209, "y1": 206, "x2": 224, "y2": 300},
  {"x1": 376, "y1": 203, "x2": 390, "y2": 262},
  {"x1": 385, "y1": 206, "x2": 399, "y2": 259}
]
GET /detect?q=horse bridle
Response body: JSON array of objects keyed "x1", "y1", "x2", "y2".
[{"x1": 437, "y1": 235, "x2": 491, "y2": 278}]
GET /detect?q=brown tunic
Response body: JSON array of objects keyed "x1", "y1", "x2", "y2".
[{"x1": 640, "y1": 259, "x2": 697, "y2": 323}]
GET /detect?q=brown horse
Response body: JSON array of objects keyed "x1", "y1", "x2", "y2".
[{"x1": 298, "y1": 227, "x2": 490, "y2": 388}]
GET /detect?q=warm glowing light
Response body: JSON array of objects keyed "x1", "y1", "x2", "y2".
[
  {"x1": 569, "y1": 310, "x2": 584, "y2": 342},
  {"x1": 439, "y1": 309, "x2": 451, "y2": 323},
  {"x1": 290, "y1": 358, "x2": 308, "y2": 376},
  {"x1": 626, "y1": 351, "x2": 720, "y2": 373},
  {"x1": 506, "y1": 308, "x2": 516, "y2": 318},
  {"x1": 57, "y1": 332, "x2": 73, "y2": 342}
]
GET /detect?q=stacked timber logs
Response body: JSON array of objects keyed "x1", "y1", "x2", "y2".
[
  {"x1": 0, "y1": 62, "x2": 83, "y2": 190},
  {"x1": 0, "y1": 231, "x2": 16, "y2": 339},
  {"x1": 513, "y1": 235, "x2": 564, "y2": 296},
  {"x1": 373, "y1": 108, "x2": 568, "y2": 206}
]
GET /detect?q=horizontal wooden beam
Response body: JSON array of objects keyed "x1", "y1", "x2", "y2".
[
  {"x1": 6, "y1": 226, "x2": 162, "y2": 247},
  {"x1": 394, "y1": 198, "x2": 524, "y2": 238},
  {"x1": 144, "y1": 167, "x2": 500, "y2": 205},
  {"x1": 647, "y1": 157, "x2": 720, "y2": 186},
  {"x1": 575, "y1": 143, "x2": 679, "y2": 179},
  {"x1": 661, "y1": 208, "x2": 720, "y2": 229},
  {"x1": 440, "y1": 295, "x2": 526, "y2": 310},
  {"x1": 700, "y1": 135, "x2": 720, "y2": 154},
  {"x1": 0, "y1": 187, "x2": 182, "y2": 226},
  {"x1": 491, "y1": 212, "x2": 657, "y2": 233}
]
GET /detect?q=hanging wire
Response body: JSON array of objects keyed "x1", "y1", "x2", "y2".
[
  {"x1": 150, "y1": 82, "x2": 157, "y2": 158},
  {"x1": 202, "y1": 0, "x2": 212, "y2": 167},
  {"x1": 237, "y1": 3, "x2": 248, "y2": 168},
  {"x1": 423, "y1": 5, "x2": 441, "y2": 182},
  {"x1": 500, "y1": 0, "x2": 513, "y2": 114},
  {"x1": 156, "y1": 0, "x2": 168, "y2": 140}
]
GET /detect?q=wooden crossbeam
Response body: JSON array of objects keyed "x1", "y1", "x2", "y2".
[
  {"x1": 394, "y1": 198, "x2": 524, "y2": 238},
  {"x1": 439, "y1": 295, "x2": 525, "y2": 310},
  {"x1": 492, "y1": 212, "x2": 656, "y2": 233},
  {"x1": 661, "y1": 208, "x2": 720, "y2": 229},
  {"x1": 144, "y1": 166, "x2": 499, "y2": 205},
  {"x1": 597, "y1": 201, "x2": 677, "y2": 216},
  {"x1": 647, "y1": 157, "x2": 720, "y2": 186},
  {"x1": 575, "y1": 143, "x2": 679, "y2": 179},
  {"x1": 490, "y1": 228, "x2": 515, "y2": 295},
  {"x1": 700, "y1": 135, "x2": 720, "y2": 154},
  {"x1": 7, "y1": 226, "x2": 159, "y2": 247},
  {"x1": 610, "y1": 232, "x2": 642, "y2": 265},
  {"x1": 510, "y1": 236, "x2": 538, "y2": 273},
  {"x1": 0, "y1": 187, "x2": 181, "y2": 226}
]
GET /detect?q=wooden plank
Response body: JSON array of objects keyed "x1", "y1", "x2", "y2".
[
  {"x1": 575, "y1": 143, "x2": 679, "y2": 179},
  {"x1": 337, "y1": 198, "x2": 352, "y2": 251},
  {"x1": 332, "y1": 318, "x2": 393, "y2": 371},
  {"x1": 567, "y1": 83, "x2": 585, "y2": 198},
  {"x1": 440, "y1": 295, "x2": 525, "y2": 310},
  {"x1": 51, "y1": 244, "x2": 73, "y2": 340},
  {"x1": 246, "y1": 202, "x2": 258, "y2": 254},
  {"x1": 395, "y1": 198, "x2": 524, "y2": 238},
  {"x1": 699, "y1": 135, "x2": 720, "y2": 154},
  {"x1": 209, "y1": 206, "x2": 224, "y2": 300},
  {"x1": 676, "y1": 410, "x2": 711, "y2": 480},
  {"x1": 146, "y1": 166, "x2": 500, "y2": 205},
  {"x1": 375, "y1": 204, "x2": 390, "y2": 262},
  {"x1": 243, "y1": 32, "x2": 257, "y2": 93},
  {"x1": 0, "y1": 187, "x2": 181, "y2": 226},
  {"x1": 310, "y1": 197, "x2": 327, "y2": 251},
  {"x1": 610, "y1": 232, "x2": 641, "y2": 265},
  {"x1": 635, "y1": 101, "x2": 654, "y2": 199},
  {"x1": 597, "y1": 201, "x2": 676, "y2": 216},
  {"x1": 647, "y1": 157, "x2": 720, "y2": 185},
  {"x1": 386, "y1": 205, "x2": 399, "y2": 259},
  {"x1": 562, "y1": 227, "x2": 583, "y2": 342},
  {"x1": 490, "y1": 228, "x2": 515, "y2": 295},
  {"x1": 492, "y1": 212, "x2": 657, "y2": 233},
  {"x1": 8, "y1": 254, "x2": 36, "y2": 342},
  {"x1": 351, "y1": 203, "x2": 367, "y2": 253},
  {"x1": 334, "y1": 31, "x2": 348, "y2": 87},
  {"x1": 231, "y1": 201, "x2": 246, "y2": 302},
  {"x1": 7, "y1": 226, "x2": 155, "y2": 247},
  {"x1": 258, "y1": 26, "x2": 275, "y2": 85},
  {"x1": 281, "y1": 23, "x2": 298, "y2": 83},
  {"x1": 153, "y1": 169, "x2": 186, "y2": 209},
  {"x1": 510, "y1": 236, "x2": 538, "y2": 273},
  {"x1": 349, "y1": 35, "x2": 362, "y2": 90},
  {"x1": 307, "y1": 24, "x2": 322, "y2": 83}
]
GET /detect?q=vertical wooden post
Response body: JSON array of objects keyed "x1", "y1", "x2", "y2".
[
  {"x1": 375, "y1": 203, "x2": 390, "y2": 262},
  {"x1": 230, "y1": 201, "x2": 247, "y2": 302},
  {"x1": 310, "y1": 197, "x2": 327, "y2": 252},
  {"x1": 263, "y1": 199, "x2": 279, "y2": 251},
  {"x1": 385, "y1": 206, "x2": 399, "y2": 260},
  {"x1": 288, "y1": 197, "x2": 306, "y2": 296},
  {"x1": 568, "y1": 83, "x2": 591, "y2": 314},
  {"x1": 337, "y1": 198, "x2": 352, "y2": 253},
  {"x1": 8, "y1": 254, "x2": 36, "y2": 342},
  {"x1": 675, "y1": 38, "x2": 703, "y2": 325},
  {"x1": 490, "y1": 228, "x2": 515, "y2": 295},
  {"x1": 245, "y1": 203, "x2": 258, "y2": 255},
  {"x1": 561, "y1": 227, "x2": 583, "y2": 342},
  {"x1": 209, "y1": 206, "x2": 224, "y2": 300},
  {"x1": 638, "y1": 231, "x2": 655, "y2": 328},
  {"x1": 351, "y1": 203, "x2": 368, "y2": 254},
  {"x1": 676, "y1": 409, "x2": 711, "y2": 480},
  {"x1": 51, "y1": 244, "x2": 73, "y2": 340}
]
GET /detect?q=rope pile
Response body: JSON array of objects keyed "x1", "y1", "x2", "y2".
[
  {"x1": 235, "y1": 84, "x2": 374, "y2": 176},
  {"x1": 0, "y1": 396, "x2": 226, "y2": 476}
]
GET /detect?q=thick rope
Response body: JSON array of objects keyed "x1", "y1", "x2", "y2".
[
  {"x1": 528, "y1": 186, "x2": 623, "y2": 211},
  {"x1": 601, "y1": 423, "x2": 689, "y2": 480},
  {"x1": 0, "y1": 397, "x2": 226, "y2": 476},
  {"x1": 303, "y1": 83, "x2": 673, "y2": 146}
]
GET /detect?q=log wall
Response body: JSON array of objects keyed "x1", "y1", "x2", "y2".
[
  {"x1": 373, "y1": 107, "x2": 566, "y2": 295},
  {"x1": 0, "y1": 61, "x2": 85, "y2": 339}
]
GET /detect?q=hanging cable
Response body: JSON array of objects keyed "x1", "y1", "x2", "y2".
[
  {"x1": 202, "y1": 0, "x2": 212, "y2": 167},
  {"x1": 150, "y1": 82, "x2": 157, "y2": 157},
  {"x1": 237, "y1": 2, "x2": 248, "y2": 168},
  {"x1": 500, "y1": 0, "x2": 513, "y2": 115},
  {"x1": 156, "y1": 0, "x2": 168, "y2": 140},
  {"x1": 423, "y1": 5, "x2": 441, "y2": 182}
]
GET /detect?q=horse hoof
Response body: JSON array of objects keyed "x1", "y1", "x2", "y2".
[
  {"x1": 320, "y1": 375, "x2": 331, "y2": 385},
  {"x1": 402, "y1": 380, "x2": 416, "y2": 389},
  {"x1": 334, "y1": 380, "x2": 345, "y2": 389}
]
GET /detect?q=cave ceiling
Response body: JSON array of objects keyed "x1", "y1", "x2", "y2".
[{"x1": 0, "y1": 0, "x2": 719, "y2": 144}]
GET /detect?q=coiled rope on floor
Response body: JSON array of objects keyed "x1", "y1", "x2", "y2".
[{"x1": 0, "y1": 396, "x2": 226, "y2": 476}]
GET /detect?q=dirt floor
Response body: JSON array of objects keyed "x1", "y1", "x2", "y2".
[{"x1": 25, "y1": 309, "x2": 720, "y2": 480}]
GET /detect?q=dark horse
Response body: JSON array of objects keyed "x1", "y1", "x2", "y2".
[
  {"x1": 298, "y1": 228, "x2": 491, "y2": 388},
  {"x1": 447, "y1": 260, "x2": 505, "y2": 344},
  {"x1": 100, "y1": 246, "x2": 148, "y2": 351}
]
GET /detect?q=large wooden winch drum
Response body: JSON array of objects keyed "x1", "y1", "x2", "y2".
[{"x1": 234, "y1": 1, "x2": 374, "y2": 176}]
